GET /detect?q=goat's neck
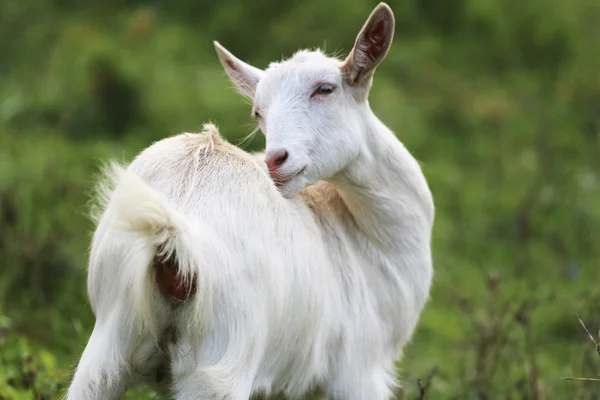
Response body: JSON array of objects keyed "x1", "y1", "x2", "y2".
[{"x1": 330, "y1": 108, "x2": 434, "y2": 253}]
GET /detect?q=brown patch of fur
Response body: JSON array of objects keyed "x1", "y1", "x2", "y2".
[{"x1": 299, "y1": 181, "x2": 352, "y2": 220}]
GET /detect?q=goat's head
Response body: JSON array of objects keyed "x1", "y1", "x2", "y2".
[{"x1": 214, "y1": 3, "x2": 395, "y2": 197}]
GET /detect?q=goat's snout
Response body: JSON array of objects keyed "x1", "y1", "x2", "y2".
[{"x1": 265, "y1": 148, "x2": 289, "y2": 173}]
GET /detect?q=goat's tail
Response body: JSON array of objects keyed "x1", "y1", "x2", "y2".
[{"x1": 97, "y1": 162, "x2": 212, "y2": 337}]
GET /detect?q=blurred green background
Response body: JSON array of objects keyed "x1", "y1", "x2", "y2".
[{"x1": 1, "y1": 0, "x2": 599, "y2": 398}]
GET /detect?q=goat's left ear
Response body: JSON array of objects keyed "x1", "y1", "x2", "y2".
[
  {"x1": 214, "y1": 41, "x2": 265, "y2": 99},
  {"x1": 341, "y1": 3, "x2": 395, "y2": 88}
]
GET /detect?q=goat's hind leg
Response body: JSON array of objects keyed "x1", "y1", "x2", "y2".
[
  {"x1": 169, "y1": 346, "x2": 254, "y2": 400},
  {"x1": 326, "y1": 367, "x2": 397, "y2": 400},
  {"x1": 168, "y1": 327, "x2": 257, "y2": 400},
  {"x1": 65, "y1": 319, "x2": 132, "y2": 400}
]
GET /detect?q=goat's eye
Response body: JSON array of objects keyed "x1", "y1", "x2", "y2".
[{"x1": 311, "y1": 83, "x2": 336, "y2": 98}]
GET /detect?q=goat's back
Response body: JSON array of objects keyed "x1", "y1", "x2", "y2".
[{"x1": 89, "y1": 125, "x2": 336, "y2": 396}]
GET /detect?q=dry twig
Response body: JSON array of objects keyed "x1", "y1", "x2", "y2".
[
  {"x1": 415, "y1": 366, "x2": 438, "y2": 400},
  {"x1": 561, "y1": 316, "x2": 600, "y2": 384},
  {"x1": 561, "y1": 377, "x2": 600, "y2": 382},
  {"x1": 576, "y1": 315, "x2": 600, "y2": 357}
]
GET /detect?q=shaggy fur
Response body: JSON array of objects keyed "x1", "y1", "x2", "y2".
[{"x1": 66, "y1": 3, "x2": 434, "y2": 399}]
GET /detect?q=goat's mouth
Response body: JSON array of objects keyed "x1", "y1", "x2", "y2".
[{"x1": 273, "y1": 166, "x2": 306, "y2": 188}]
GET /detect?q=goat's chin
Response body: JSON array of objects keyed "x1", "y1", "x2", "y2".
[{"x1": 278, "y1": 175, "x2": 310, "y2": 198}]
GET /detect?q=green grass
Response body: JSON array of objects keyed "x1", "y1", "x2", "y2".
[{"x1": 1, "y1": 0, "x2": 599, "y2": 399}]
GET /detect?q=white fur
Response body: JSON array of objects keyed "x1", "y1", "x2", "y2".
[{"x1": 66, "y1": 3, "x2": 434, "y2": 399}]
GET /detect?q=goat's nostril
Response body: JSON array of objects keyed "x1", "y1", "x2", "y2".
[
  {"x1": 274, "y1": 151, "x2": 288, "y2": 166},
  {"x1": 265, "y1": 149, "x2": 289, "y2": 172}
]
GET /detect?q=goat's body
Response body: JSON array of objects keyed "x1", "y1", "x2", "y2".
[
  {"x1": 67, "y1": 121, "x2": 433, "y2": 399},
  {"x1": 67, "y1": 7, "x2": 435, "y2": 398}
]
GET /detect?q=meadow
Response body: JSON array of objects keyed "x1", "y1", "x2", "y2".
[{"x1": 1, "y1": 0, "x2": 599, "y2": 398}]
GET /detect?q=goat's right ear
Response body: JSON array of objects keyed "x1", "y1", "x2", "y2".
[{"x1": 214, "y1": 41, "x2": 265, "y2": 99}]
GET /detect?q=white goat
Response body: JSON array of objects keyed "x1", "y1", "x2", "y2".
[{"x1": 65, "y1": 3, "x2": 434, "y2": 399}]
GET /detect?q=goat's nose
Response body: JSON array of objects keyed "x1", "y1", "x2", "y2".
[{"x1": 265, "y1": 149, "x2": 289, "y2": 172}]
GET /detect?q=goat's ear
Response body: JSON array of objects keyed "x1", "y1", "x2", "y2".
[
  {"x1": 341, "y1": 3, "x2": 395, "y2": 88},
  {"x1": 214, "y1": 41, "x2": 265, "y2": 99}
]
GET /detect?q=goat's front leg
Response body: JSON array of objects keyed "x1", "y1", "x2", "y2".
[{"x1": 65, "y1": 321, "x2": 131, "y2": 400}]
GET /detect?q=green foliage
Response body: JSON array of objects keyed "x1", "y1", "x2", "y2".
[
  {"x1": 1, "y1": 0, "x2": 599, "y2": 398},
  {"x1": 0, "y1": 320, "x2": 65, "y2": 400}
]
